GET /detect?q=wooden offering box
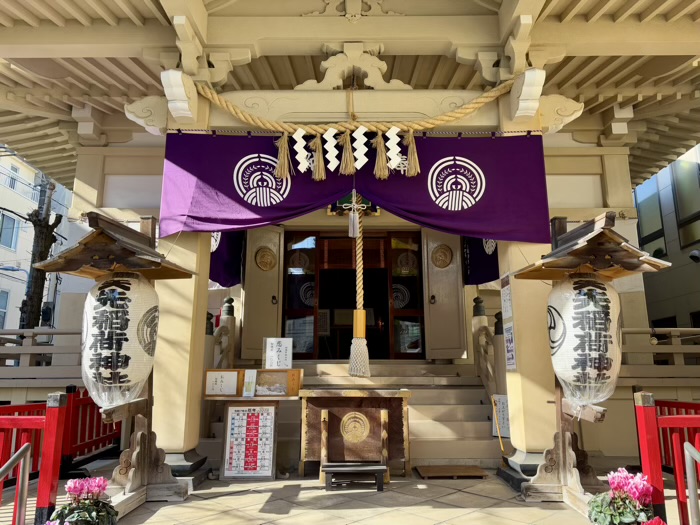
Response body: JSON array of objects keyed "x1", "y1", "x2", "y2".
[{"x1": 299, "y1": 389, "x2": 411, "y2": 476}]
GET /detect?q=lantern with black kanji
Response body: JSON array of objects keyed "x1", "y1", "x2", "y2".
[
  {"x1": 547, "y1": 273, "x2": 621, "y2": 408},
  {"x1": 81, "y1": 272, "x2": 159, "y2": 408}
]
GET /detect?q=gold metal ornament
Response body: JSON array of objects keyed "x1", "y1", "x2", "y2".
[
  {"x1": 340, "y1": 412, "x2": 370, "y2": 443},
  {"x1": 431, "y1": 244, "x2": 453, "y2": 268},
  {"x1": 255, "y1": 247, "x2": 277, "y2": 271}
]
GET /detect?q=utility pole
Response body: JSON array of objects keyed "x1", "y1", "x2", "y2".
[{"x1": 19, "y1": 178, "x2": 62, "y2": 329}]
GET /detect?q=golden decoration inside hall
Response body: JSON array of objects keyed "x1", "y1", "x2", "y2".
[
  {"x1": 340, "y1": 412, "x2": 370, "y2": 443},
  {"x1": 255, "y1": 247, "x2": 277, "y2": 271},
  {"x1": 431, "y1": 244, "x2": 453, "y2": 268}
]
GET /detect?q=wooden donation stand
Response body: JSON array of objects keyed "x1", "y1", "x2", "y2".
[
  {"x1": 204, "y1": 369, "x2": 303, "y2": 480},
  {"x1": 299, "y1": 389, "x2": 412, "y2": 483}
]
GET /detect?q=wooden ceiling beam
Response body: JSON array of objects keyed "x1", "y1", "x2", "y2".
[
  {"x1": 537, "y1": 0, "x2": 561, "y2": 21},
  {"x1": 613, "y1": 0, "x2": 640, "y2": 22},
  {"x1": 0, "y1": 22, "x2": 174, "y2": 58},
  {"x1": 640, "y1": 0, "x2": 669, "y2": 23},
  {"x1": 532, "y1": 18, "x2": 700, "y2": 56},
  {"x1": 84, "y1": 0, "x2": 118, "y2": 26},
  {"x1": 114, "y1": 0, "x2": 144, "y2": 27},
  {"x1": 3, "y1": 0, "x2": 40, "y2": 28},
  {"x1": 0, "y1": 10, "x2": 14, "y2": 27},
  {"x1": 24, "y1": 0, "x2": 66, "y2": 27},
  {"x1": 142, "y1": 0, "x2": 170, "y2": 26},
  {"x1": 666, "y1": 0, "x2": 700, "y2": 21},
  {"x1": 54, "y1": 0, "x2": 92, "y2": 26},
  {"x1": 587, "y1": 0, "x2": 613, "y2": 22},
  {"x1": 560, "y1": 0, "x2": 587, "y2": 22}
]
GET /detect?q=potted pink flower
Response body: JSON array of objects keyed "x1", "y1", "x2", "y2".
[
  {"x1": 46, "y1": 477, "x2": 117, "y2": 525},
  {"x1": 588, "y1": 468, "x2": 655, "y2": 525}
]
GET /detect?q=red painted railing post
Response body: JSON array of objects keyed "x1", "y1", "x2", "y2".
[
  {"x1": 635, "y1": 391, "x2": 667, "y2": 523},
  {"x1": 60, "y1": 385, "x2": 77, "y2": 474},
  {"x1": 34, "y1": 392, "x2": 67, "y2": 525}
]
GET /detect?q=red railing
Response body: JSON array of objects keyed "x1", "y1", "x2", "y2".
[
  {"x1": 635, "y1": 392, "x2": 700, "y2": 525},
  {"x1": 655, "y1": 400, "x2": 700, "y2": 474},
  {"x1": 0, "y1": 392, "x2": 66, "y2": 525},
  {"x1": 62, "y1": 386, "x2": 121, "y2": 467}
]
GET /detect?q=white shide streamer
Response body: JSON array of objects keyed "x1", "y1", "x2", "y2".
[
  {"x1": 323, "y1": 128, "x2": 340, "y2": 171},
  {"x1": 292, "y1": 128, "x2": 309, "y2": 173},
  {"x1": 352, "y1": 125, "x2": 369, "y2": 169},
  {"x1": 385, "y1": 126, "x2": 402, "y2": 169}
]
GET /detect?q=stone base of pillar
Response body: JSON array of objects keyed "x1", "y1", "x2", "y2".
[
  {"x1": 166, "y1": 449, "x2": 207, "y2": 477},
  {"x1": 506, "y1": 449, "x2": 543, "y2": 477}
]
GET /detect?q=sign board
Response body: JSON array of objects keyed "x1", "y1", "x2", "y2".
[
  {"x1": 491, "y1": 394, "x2": 511, "y2": 438},
  {"x1": 504, "y1": 322, "x2": 516, "y2": 371},
  {"x1": 205, "y1": 370, "x2": 238, "y2": 396},
  {"x1": 500, "y1": 274, "x2": 512, "y2": 320},
  {"x1": 221, "y1": 405, "x2": 276, "y2": 479},
  {"x1": 262, "y1": 338, "x2": 293, "y2": 369}
]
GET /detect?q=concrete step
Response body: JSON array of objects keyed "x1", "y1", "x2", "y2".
[
  {"x1": 409, "y1": 387, "x2": 489, "y2": 406},
  {"x1": 409, "y1": 421, "x2": 493, "y2": 439},
  {"x1": 409, "y1": 404, "x2": 492, "y2": 421},
  {"x1": 409, "y1": 437, "x2": 508, "y2": 460},
  {"x1": 294, "y1": 361, "x2": 477, "y2": 378},
  {"x1": 303, "y1": 376, "x2": 482, "y2": 387}
]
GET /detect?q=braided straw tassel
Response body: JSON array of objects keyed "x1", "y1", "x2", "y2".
[
  {"x1": 349, "y1": 191, "x2": 370, "y2": 378},
  {"x1": 372, "y1": 132, "x2": 389, "y2": 180},
  {"x1": 274, "y1": 132, "x2": 291, "y2": 179},
  {"x1": 402, "y1": 130, "x2": 421, "y2": 177},
  {"x1": 310, "y1": 134, "x2": 326, "y2": 181},
  {"x1": 339, "y1": 131, "x2": 356, "y2": 176}
]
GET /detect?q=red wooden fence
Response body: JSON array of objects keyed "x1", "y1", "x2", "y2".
[
  {"x1": 635, "y1": 392, "x2": 700, "y2": 525},
  {"x1": 0, "y1": 387, "x2": 121, "y2": 525},
  {"x1": 0, "y1": 392, "x2": 66, "y2": 525},
  {"x1": 62, "y1": 385, "x2": 121, "y2": 469}
]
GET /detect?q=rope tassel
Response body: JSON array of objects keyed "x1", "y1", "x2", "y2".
[
  {"x1": 403, "y1": 130, "x2": 421, "y2": 177},
  {"x1": 349, "y1": 191, "x2": 370, "y2": 378},
  {"x1": 310, "y1": 134, "x2": 326, "y2": 181},
  {"x1": 274, "y1": 132, "x2": 291, "y2": 179},
  {"x1": 339, "y1": 131, "x2": 356, "y2": 176},
  {"x1": 372, "y1": 132, "x2": 389, "y2": 180}
]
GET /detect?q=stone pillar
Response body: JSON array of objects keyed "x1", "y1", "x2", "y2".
[
  {"x1": 153, "y1": 232, "x2": 211, "y2": 475},
  {"x1": 498, "y1": 241, "x2": 557, "y2": 476}
]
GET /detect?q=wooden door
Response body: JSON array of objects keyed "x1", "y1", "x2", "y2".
[
  {"x1": 422, "y1": 228, "x2": 467, "y2": 360},
  {"x1": 241, "y1": 226, "x2": 284, "y2": 360}
]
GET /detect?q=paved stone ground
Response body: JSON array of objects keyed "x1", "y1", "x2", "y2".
[{"x1": 2, "y1": 468, "x2": 684, "y2": 524}]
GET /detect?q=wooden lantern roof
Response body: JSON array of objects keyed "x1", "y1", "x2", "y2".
[
  {"x1": 34, "y1": 212, "x2": 193, "y2": 281},
  {"x1": 514, "y1": 213, "x2": 671, "y2": 282}
]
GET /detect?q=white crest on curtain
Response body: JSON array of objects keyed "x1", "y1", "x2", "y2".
[{"x1": 427, "y1": 156, "x2": 486, "y2": 211}]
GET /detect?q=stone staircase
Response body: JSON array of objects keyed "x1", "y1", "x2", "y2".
[{"x1": 199, "y1": 360, "x2": 509, "y2": 474}]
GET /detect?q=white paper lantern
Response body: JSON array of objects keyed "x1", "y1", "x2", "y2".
[
  {"x1": 547, "y1": 273, "x2": 621, "y2": 408},
  {"x1": 81, "y1": 272, "x2": 159, "y2": 408}
]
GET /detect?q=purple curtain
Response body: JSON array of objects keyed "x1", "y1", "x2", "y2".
[{"x1": 160, "y1": 133, "x2": 550, "y2": 244}]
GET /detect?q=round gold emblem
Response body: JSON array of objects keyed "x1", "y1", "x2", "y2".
[
  {"x1": 255, "y1": 247, "x2": 277, "y2": 271},
  {"x1": 431, "y1": 244, "x2": 453, "y2": 268},
  {"x1": 340, "y1": 412, "x2": 370, "y2": 443}
]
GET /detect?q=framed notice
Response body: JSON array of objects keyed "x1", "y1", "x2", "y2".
[
  {"x1": 221, "y1": 404, "x2": 276, "y2": 480},
  {"x1": 504, "y1": 322, "x2": 516, "y2": 371},
  {"x1": 263, "y1": 338, "x2": 293, "y2": 369},
  {"x1": 491, "y1": 394, "x2": 511, "y2": 438},
  {"x1": 205, "y1": 370, "x2": 238, "y2": 396}
]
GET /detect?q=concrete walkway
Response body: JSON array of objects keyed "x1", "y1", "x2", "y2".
[
  {"x1": 1, "y1": 461, "x2": 683, "y2": 524},
  {"x1": 117, "y1": 472, "x2": 590, "y2": 525}
]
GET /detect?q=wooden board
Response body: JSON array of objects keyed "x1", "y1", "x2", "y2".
[
  {"x1": 415, "y1": 465, "x2": 489, "y2": 480},
  {"x1": 204, "y1": 369, "x2": 303, "y2": 399}
]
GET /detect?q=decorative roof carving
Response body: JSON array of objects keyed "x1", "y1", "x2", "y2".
[
  {"x1": 303, "y1": 0, "x2": 403, "y2": 22},
  {"x1": 296, "y1": 43, "x2": 411, "y2": 91}
]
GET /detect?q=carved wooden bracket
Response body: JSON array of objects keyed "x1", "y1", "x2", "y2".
[
  {"x1": 303, "y1": 0, "x2": 403, "y2": 22},
  {"x1": 538, "y1": 94, "x2": 584, "y2": 134},
  {"x1": 509, "y1": 68, "x2": 546, "y2": 121},
  {"x1": 124, "y1": 96, "x2": 168, "y2": 136},
  {"x1": 161, "y1": 70, "x2": 199, "y2": 124},
  {"x1": 296, "y1": 43, "x2": 411, "y2": 91}
]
